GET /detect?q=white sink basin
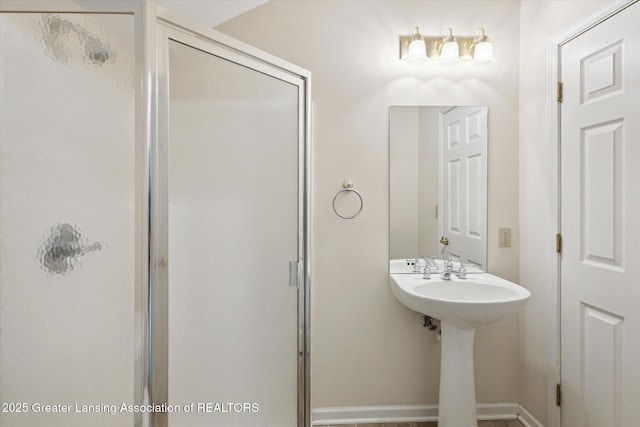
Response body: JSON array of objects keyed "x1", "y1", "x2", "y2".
[
  {"x1": 389, "y1": 268, "x2": 531, "y2": 427},
  {"x1": 389, "y1": 273, "x2": 530, "y2": 329}
]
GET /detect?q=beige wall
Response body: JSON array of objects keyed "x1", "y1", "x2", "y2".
[
  {"x1": 218, "y1": 0, "x2": 521, "y2": 409},
  {"x1": 389, "y1": 107, "x2": 420, "y2": 259},
  {"x1": 517, "y1": 0, "x2": 615, "y2": 425},
  {"x1": 156, "y1": 0, "x2": 267, "y2": 27},
  {"x1": 417, "y1": 107, "x2": 440, "y2": 259},
  {"x1": 389, "y1": 106, "x2": 440, "y2": 261}
]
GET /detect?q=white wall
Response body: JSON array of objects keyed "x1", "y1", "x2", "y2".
[
  {"x1": 218, "y1": 0, "x2": 521, "y2": 408},
  {"x1": 517, "y1": 1, "x2": 615, "y2": 424}
]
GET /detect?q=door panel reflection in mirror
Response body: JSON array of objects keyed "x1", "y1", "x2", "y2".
[{"x1": 389, "y1": 106, "x2": 488, "y2": 271}]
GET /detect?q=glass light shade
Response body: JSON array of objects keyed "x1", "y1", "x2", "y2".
[
  {"x1": 474, "y1": 41, "x2": 496, "y2": 65},
  {"x1": 440, "y1": 41, "x2": 460, "y2": 65},
  {"x1": 406, "y1": 39, "x2": 427, "y2": 62}
]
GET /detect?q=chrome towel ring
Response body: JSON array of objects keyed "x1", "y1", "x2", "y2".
[{"x1": 332, "y1": 180, "x2": 363, "y2": 219}]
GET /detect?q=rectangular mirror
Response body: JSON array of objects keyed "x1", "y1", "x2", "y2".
[{"x1": 390, "y1": 106, "x2": 488, "y2": 272}]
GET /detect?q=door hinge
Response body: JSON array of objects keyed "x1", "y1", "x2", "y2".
[
  {"x1": 557, "y1": 81, "x2": 563, "y2": 103},
  {"x1": 556, "y1": 233, "x2": 562, "y2": 254},
  {"x1": 556, "y1": 383, "x2": 562, "y2": 407}
]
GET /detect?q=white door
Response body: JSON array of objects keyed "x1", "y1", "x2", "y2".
[
  {"x1": 560, "y1": 3, "x2": 640, "y2": 426},
  {"x1": 440, "y1": 106, "x2": 488, "y2": 269}
]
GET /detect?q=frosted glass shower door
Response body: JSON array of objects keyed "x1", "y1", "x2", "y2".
[
  {"x1": 166, "y1": 37, "x2": 302, "y2": 427},
  {"x1": 0, "y1": 11, "x2": 137, "y2": 427}
]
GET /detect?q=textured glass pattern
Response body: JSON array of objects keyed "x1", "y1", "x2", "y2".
[
  {"x1": 37, "y1": 223, "x2": 103, "y2": 275},
  {"x1": 5, "y1": 12, "x2": 137, "y2": 94},
  {"x1": 1, "y1": 12, "x2": 135, "y2": 427},
  {"x1": 168, "y1": 40, "x2": 300, "y2": 426},
  {"x1": 41, "y1": 14, "x2": 116, "y2": 66}
]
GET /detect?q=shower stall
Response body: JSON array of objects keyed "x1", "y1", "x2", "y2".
[{"x1": 0, "y1": 2, "x2": 311, "y2": 426}]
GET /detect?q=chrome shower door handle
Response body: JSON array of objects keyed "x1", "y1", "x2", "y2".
[{"x1": 289, "y1": 260, "x2": 300, "y2": 288}]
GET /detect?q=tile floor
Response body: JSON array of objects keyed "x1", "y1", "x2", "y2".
[{"x1": 323, "y1": 421, "x2": 524, "y2": 427}]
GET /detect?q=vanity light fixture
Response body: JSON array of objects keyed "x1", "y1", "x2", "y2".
[
  {"x1": 399, "y1": 27, "x2": 496, "y2": 66},
  {"x1": 440, "y1": 28, "x2": 460, "y2": 65},
  {"x1": 405, "y1": 26, "x2": 428, "y2": 63},
  {"x1": 472, "y1": 28, "x2": 496, "y2": 65}
]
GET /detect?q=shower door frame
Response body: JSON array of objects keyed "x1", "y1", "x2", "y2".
[
  {"x1": 0, "y1": 2, "x2": 312, "y2": 426},
  {"x1": 148, "y1": 4, "x2": 312, "y2": 427}
]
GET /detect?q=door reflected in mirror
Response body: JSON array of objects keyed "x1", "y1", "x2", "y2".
[{"x1": 389, "y1": 106, "x2": 488, "y2": 271}]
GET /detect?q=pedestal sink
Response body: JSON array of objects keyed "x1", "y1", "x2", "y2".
[{"x1": 389, "y1": 268, "x2": 530, "y2": 427}]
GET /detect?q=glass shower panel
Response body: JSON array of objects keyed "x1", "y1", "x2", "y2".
[
  {"x1": 167, "y1": 40, "x2": 299, "y2": 426},
  {"x1": 0, "y1": 12, "x2": 136, "y2": 427}
]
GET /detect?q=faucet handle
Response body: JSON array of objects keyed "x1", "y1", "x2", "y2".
[
  {"x1": 457, "y1": 263, "x2": 467, "y2": 279},
  {"x1": 445, "y1": 259, "x2": 454, "y2": 271},
  {"x1": 422, "y1": 265, "x2": 432, "y2": 279}
]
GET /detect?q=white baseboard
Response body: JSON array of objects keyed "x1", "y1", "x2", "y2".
[
  {"x1": 312, "y1": 403, "x2": 543, "y2": 426},
  {"x1": 517, "y1": 404, "x2": 545, "y2": 427},
  {"x1": 312, "y1": 404, "x2": 438, "y2": 425}
]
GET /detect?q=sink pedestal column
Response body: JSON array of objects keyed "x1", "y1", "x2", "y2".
[{"x1": 438, "y1": 320, "x2": 478, "y2": 427}]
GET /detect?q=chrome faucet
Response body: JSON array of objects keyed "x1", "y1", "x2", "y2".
[
  {"x1": 440, "y1": 259, "x2": 454, "y2": 280},
  {"x1": 439, "y1": 260, "x2": 469, "y2": 280},
  {"x1": 413, "y1": 256, "x2": 469, "y2": 280}
]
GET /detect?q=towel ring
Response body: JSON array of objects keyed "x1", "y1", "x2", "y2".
[{"x1": 332, "y1": 180, "x2": 363, "y2": 219}]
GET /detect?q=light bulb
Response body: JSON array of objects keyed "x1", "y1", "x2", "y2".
[
  {"x1": 405, "y1": 26, "x2": 427, "y2": 63},
  {"x1": 439, "y1": 28, "x2": 459, "y2": 65},
  {"x1": 473, "y1": 28, "x2": 496, "y2": 65}
]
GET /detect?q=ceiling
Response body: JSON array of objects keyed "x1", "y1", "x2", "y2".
[{"x1": 155, "y1": 0, "x2": 268, "y2": 28}]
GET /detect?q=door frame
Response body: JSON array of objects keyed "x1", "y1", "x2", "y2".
[
  {"x1": 148, "y1": 4, "x2": 312, "y2": 427},
  {"x1": 547, "y1": 1, "x2": 637, "y2": 426}
]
